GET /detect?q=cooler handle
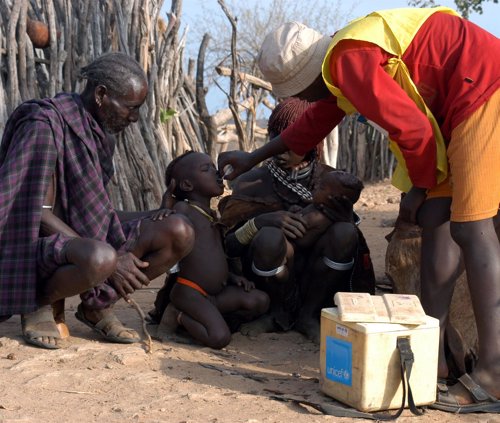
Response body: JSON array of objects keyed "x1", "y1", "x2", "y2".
[{"x1": 394, "y1": 336, "x2": 425, "y2": 417}]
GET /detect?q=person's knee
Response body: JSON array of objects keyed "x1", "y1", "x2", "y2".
[
  {"x1": 251, "y1": 227, "x2": 287, "y2": 268},
  {"x1": 325, "y1": 222, "x2": 358, "y2": 259},
  {"x1": 254, "y1": 291, "x2": 270, "y2": 314},
  {"x1": 85, "y1": 242, "x2": 117, "y2": 285},
  {"x1": 242, "y1": 290, "x2": 271, "y2": 314},
  {"x1": 207, "y1": 327, "x2": 231, "y2": 349},
  {"x1": 68, "y1": 239, "x2": 117, "y2": 285}
]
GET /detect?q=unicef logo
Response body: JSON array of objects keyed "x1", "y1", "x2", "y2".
[
  {"x1": 325, "y1": 336, "x2": 353, "y2": 386},
  {"x1": 328, "y1": 367, "x2": 351, "y2": 381}
]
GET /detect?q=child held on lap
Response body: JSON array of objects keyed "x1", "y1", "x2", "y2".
[
  {"x1": 293, "y1": 170, "x2": 363, "y2": 249},
  {"x1": 163, "y1": 151, "x2": 270, "y2": 349}
]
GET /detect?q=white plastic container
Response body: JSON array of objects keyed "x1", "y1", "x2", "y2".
[{"x1": 320, "y1": 307, "x2": 439, "y2": 412}]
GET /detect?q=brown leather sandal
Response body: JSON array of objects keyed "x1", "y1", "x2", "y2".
[
  {"x1": 21, "y1": 305, "x2": 61, "y2": 349},
  {"x1": 75, "y1": 304, "x2": 140, "y2": 344}
]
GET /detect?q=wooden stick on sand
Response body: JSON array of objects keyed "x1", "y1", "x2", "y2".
[{"x1": 126, "y1": 298, "x2": 153, "y2": 354}]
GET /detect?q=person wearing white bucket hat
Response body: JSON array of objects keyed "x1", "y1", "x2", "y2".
[
  {"x1": 218, "y1": 7, "x2": 500, "y2": 413},
  {"x1": 256, "y1": 21, "x2": 332, "y2": 99}
]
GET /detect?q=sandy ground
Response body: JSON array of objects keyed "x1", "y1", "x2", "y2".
[{"x1": 0, "y1": 181, "x2": 498, "y2": 423}]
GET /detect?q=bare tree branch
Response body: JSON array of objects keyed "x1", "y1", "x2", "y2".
[
  {"x1": 217, "y1": 0, "x2": 248, "y2": 151},
  {"x1": 196, "y1": 33, "x2": 217, "y2": 157},
  {"x1": 215, "y1": 66, "x2": 272, "y2": 91}
]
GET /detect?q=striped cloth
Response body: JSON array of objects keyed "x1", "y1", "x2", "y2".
[{"x1": 0, "y1": 93, "x2": 134, "y2": 316}]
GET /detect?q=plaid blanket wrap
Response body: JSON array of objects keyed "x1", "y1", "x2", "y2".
[{"x1": 0, "y1": 93, "x2": 129, "y2": 316}]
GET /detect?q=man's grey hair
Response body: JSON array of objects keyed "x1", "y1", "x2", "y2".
[{"x1": 79, "y1": 52, "x2": 147, "y2": 96}]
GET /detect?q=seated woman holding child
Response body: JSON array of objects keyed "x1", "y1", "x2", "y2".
[{"x1": 219, "y1": 97, "x2": 375, "y2": 343}]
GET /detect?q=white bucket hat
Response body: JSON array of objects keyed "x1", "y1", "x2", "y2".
[{"x1": 257, "y1": 21, "x2": 332, "y2": 98}]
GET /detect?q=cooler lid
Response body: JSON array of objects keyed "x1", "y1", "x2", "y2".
[{"x1": 321, "y1": 307, "x2": 439, "y2": 333}]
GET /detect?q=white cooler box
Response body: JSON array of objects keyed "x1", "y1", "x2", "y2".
[{"x1": 320, "y1": 307, "x2": 439, "y2": 412}]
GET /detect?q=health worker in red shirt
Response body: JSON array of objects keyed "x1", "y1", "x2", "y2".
[{"x1": 218, "y1": 7, "x2": 500, "y2": 413}]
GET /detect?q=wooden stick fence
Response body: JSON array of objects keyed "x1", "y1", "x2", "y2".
[
  {"x1": 0, "y1": 0, "x2": 395, "y2": 213},
  {"x1": 0, "y1": 0, "x2": 207, "y2": 210}
]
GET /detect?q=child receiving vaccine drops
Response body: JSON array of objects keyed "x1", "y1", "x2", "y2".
[{"x1": 159, "y1": 151, "x2": 269, "y2": 349}]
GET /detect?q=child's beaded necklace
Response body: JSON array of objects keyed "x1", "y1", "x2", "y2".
[{"x1": 184, "y1": 199, "x2": 216, "y2": 223}]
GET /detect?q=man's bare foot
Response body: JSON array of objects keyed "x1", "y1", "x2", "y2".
[
  {"x1": 156, "y1": 305, "x2": 196, "y2": 345},
  {"x1": 240, "y1": 315, "x2": 277, "y2": 337},
  {"x1": 52, "y1": 299, "x2": 70, "y2": 339},
  {"x1": 75, "y1": 303, "x2": 140, "y2": 343},
  {"x1": 294, "y1": 316, "x2": 320, "y2": 344},
  {"x1": 157, "y1": 303, "x2": 180, "y2": 341}
]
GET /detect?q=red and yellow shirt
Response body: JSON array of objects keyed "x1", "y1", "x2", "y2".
[{"x1": 280, "y1": 12, "x2": 500, "y2": 190}]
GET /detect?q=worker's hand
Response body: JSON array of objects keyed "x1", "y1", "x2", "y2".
[
  {"x1": 218, "y1": 151, "x2": 254, "y2": 181},
  {"x1": 255, "y1": 211, "x2": 307, "y2": 239},
  {"x1": 398, "y1": 186, "x2": 427, "y2": 224},
  {"x1": 109, "y1": 252, "x2": 150, "y2": 299}
]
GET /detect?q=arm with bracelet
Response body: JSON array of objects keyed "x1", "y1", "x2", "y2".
[
  {"x1": 224, "y1": 209, "x2": 308, "y2": 255},
  {"x1": 224, "y1": 218, "x2": 259, "y2": 257}
]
